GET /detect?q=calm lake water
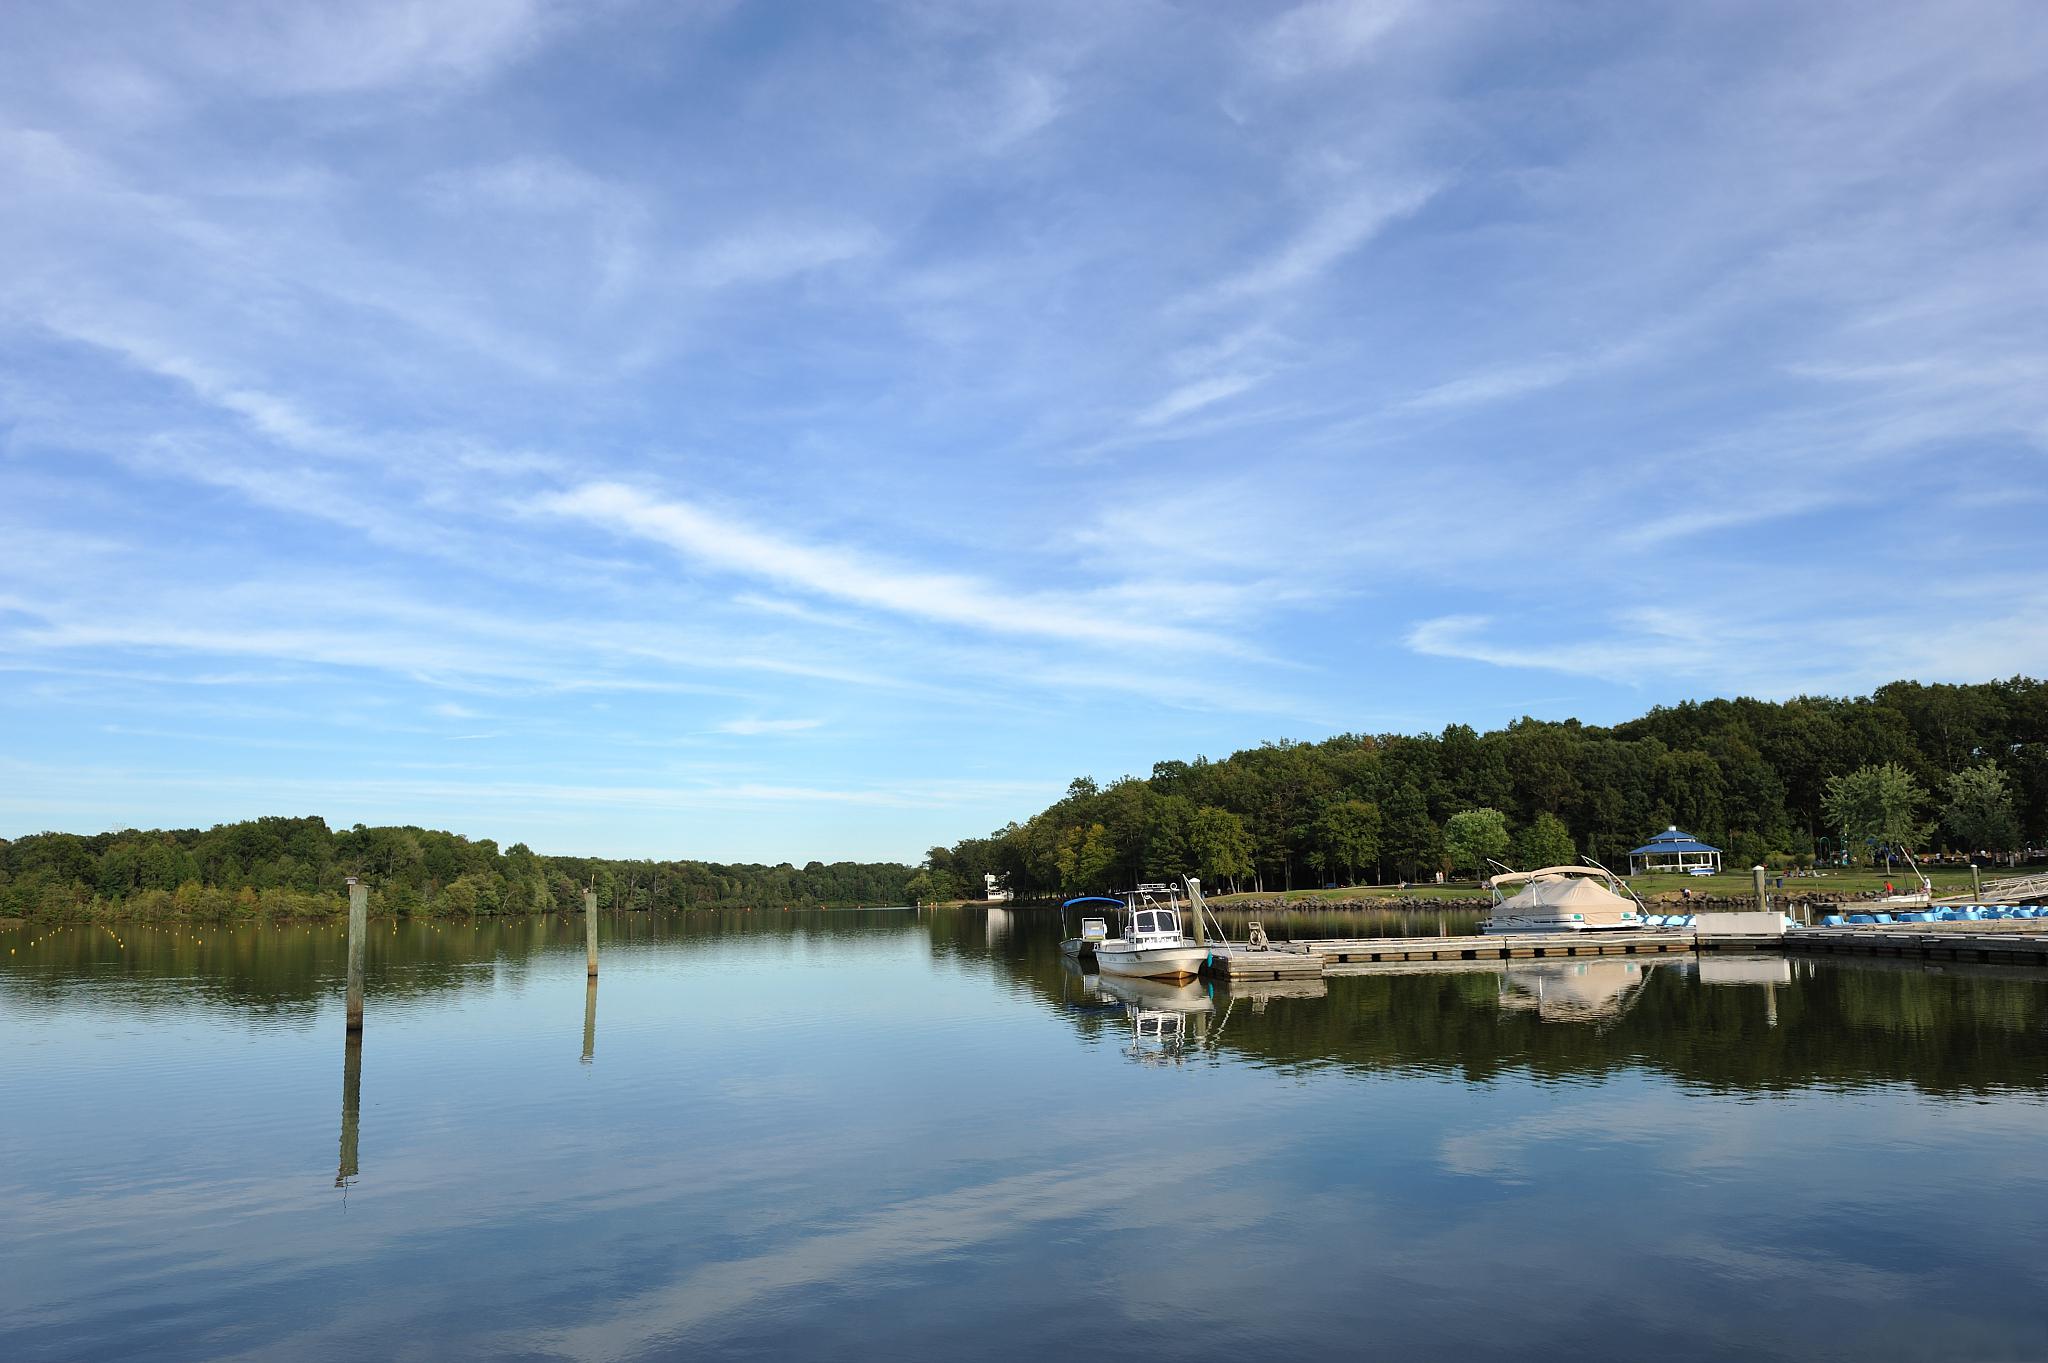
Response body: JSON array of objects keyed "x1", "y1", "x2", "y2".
[{"x1": 5, "y1": 907, "x2": 2048, "y2": 1362}]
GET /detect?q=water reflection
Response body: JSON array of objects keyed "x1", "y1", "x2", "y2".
[
  {"x1": 1497, "y1": 960, "x2": 1655, "y2": 1024},
  {"x1": 4, "y1": 908, "x2": 2048, "y2": 1362},
  {"x1": 1087, "y1": 973, "x2": 1212, "y2": 1065},
  {"x1": 336, "y1": 1032, "x2": 362, "y2": 1190},
  {"x1": 582, "y1": 978, "x2": 597, "y2": 1065}
]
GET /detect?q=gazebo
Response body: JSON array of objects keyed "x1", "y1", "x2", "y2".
[{"x1": 1627, "y1": 826, "x2": 1722, "y2": 876}]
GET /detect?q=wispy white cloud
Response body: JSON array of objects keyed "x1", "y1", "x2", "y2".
[
  {"x1": 1132, "y1": 372, "x2": 1265, "y2": 427},
  {"x1": 1196, "y1": 179, "x2": 1440, "y2": 306},
  {"x1": 538, "y1": 482, "x2": 1213, "y2": 650},
  {"x1": 1259, "y1": 0, "x2": 1417, "y2": 79},
  {"x1": 716, "y1": 717, "x2": 824, "y2": 736}
]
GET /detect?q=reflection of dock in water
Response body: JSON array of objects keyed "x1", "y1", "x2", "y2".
[
  {"x1": 1695, "y1": 956, "x2": 1792, "y2": 986},
  {"x1": 1216, "y1": 975, "x2": 1327, "y2": 1008}
]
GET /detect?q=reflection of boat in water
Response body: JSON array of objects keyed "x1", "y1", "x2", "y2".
[
  {"x1": 1092, "y1": 972, "x2": 1214, "y2": 1014},
  {"x1": 1482, "y1": 865, "x2": 1646, "y2": 934},
  {"x1": 1094, "y1": 886, "x2": 1209, "y2": 981},
  {"x1": 1079, "y1": 971, "x2": 1213, "y2": 1064},
  {"x1": 1497, "y1": 959, "x2": 1653, "y2": 1022},
  {"x1": 1126, "y1": 1008, "x2": 1193, "y2": 1064}
]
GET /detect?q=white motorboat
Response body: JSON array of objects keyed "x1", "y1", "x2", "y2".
[
  {"x1": 1482, "y1": 864, "x2": 1646, "y2": 934},
  {"x1": 1093, "y1": 887, "x2": 1210, "y2": 981},
  {"x1": 1059, "y1": 896, "x2": 1124, "y2": 959}
]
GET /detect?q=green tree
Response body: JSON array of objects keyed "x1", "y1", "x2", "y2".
[
  {"x1": 1313, "y1": 799, "x2": 1381, "y2": 884},
  {"x1": 1188, "y1": 806, "x2": 1254, "y2": 892},
  {"x1": 1511, "y1": 811, "x2": 1577, "y2": 870},
  {"x1": 1943, "y1": 763, "x2": 2020, "y2": 855},
  {"x1": 1442, "y1": 808, "x2": 1511, "y2": 880},
  {"x1": 1381, "y1": 784, "x2": 1442, "y2": 881},
  {"x1": 1822, "y1": 762, "x2": 1932, "y2": 867},
  {"x1": 1074, "y1": 823, "x2": 1117, "y2": 893}
]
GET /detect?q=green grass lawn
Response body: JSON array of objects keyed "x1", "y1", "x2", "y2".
[{"x1": 1206, "y1": 864, "x2": 2040, "y2": 907}]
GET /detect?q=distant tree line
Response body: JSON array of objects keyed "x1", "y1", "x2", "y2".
[
  {"x1": 0, "y1": 815, "x2": 918, "y2": 919},
  {"x1": 914, "y1": 678, "x2": 2048, "y2": 900}
]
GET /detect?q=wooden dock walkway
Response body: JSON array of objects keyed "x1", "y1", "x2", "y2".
[
  {"x1": 1207, "y1": 930, "x2": 1704, "y2": 980},
  {"x1": 1783, "y1": 926, "x2": 2048, "y2": 965}
]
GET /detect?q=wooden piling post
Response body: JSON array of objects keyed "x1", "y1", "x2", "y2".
[
  {"x1": 584, "y1": 887, "x2": 598, "y2": 977},
  {"x1": 1752, "y1": 865, "x2": 1768, "y2": 914},
  {"x1": 1972, "y1": 863, "x2": 1982, "y2": 902},
  {"x1": 345, "y1": 877, "x2": 368, "y2": 1032},
  {"x1": 582, "y1": 978, "x2": 597, "y2": 1064}
]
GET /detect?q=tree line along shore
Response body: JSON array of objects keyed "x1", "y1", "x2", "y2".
[
  {"x1": 0, "y1": 817, "x2": 916, "y2": 922},
  {"x1": 911, "y1": 678, "x2": 2048, "y2": 903},
  {"x1": 6, "y1": 678, "x2": 2045, "y2": 922}
]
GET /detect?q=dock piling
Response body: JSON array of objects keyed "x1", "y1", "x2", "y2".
[
  {"x1": 345, "y1": 877, "x2": 367, "y2": 1033},
  {"x1": 1752, "y1": 864, "x2": 1768, "y2": 914},
  {"x1": 584, "y1": 887, "x2": 598, "y2": 977},
  {"x1": 1973, "y1": 864, "x2": 1982, "y2": 901}
]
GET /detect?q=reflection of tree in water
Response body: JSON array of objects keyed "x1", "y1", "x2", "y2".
[
  {"x1": 0, "y1": 908, "x2": 930, "y2": 1019},
  {"x1": 986, "y1": 914, "x2": 2048, "y2": 1098}
]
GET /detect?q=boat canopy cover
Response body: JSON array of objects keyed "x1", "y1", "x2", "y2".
[
  {"x1": 1497, "y1": 876, "x2": 1634, "y2": 915},
  {"x1": 1485, "y1": 865, "x2": 1610, "y2": 891},
  {"x1": 1062, "y1": 897, "x2": 1125, "y2": 909},
  {"x1": 1627, "y1": 827, "x2": 1721, "y2": 857}
]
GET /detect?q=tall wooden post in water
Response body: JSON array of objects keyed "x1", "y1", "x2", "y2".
[
  {"x1": 345, "y1": 876, "x2": 368, "y2": 1032},
  {"x1": 1973, "y1": 863, "x2": 1982, "y2": 902},
  {"x1": 584, "y1": 887, "x2": 599, "y2": 978},
  {"x1": 1752, "y1": 865, "x2": 1768, "y2": 914}
]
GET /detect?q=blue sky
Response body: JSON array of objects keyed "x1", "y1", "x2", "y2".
[{"x1": 3, "y1": 0, "x2": 2044, "y2": 862}]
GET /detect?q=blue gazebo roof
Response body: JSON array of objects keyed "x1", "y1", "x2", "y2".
[{"x1": 1628, "y1": 827, "x2": 1721, "y2": 857}]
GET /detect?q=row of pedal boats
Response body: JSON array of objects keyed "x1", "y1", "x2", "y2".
[{"x1": 1057, "y1": 865, "x2": 1688, "y2": 982}]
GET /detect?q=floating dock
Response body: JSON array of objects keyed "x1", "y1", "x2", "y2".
[
  {"x1": 1204, "y1": 921, "x2": 2048, "y2": 980},
  {"x1": 1784, "y1": 926, "x2": 2048, "y2": 965},
  {"x1": 1207, "y1": 930, "x2": 1702, "y2": 980}
]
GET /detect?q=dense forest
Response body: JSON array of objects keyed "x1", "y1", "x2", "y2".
[
  {"x1": 0, "y1": 817, "x2": 917, "y2": 919},
  {"x1": 913, "y1": 678, "x2": 2048, "y2": 902},
  {"x1": 10, "y1": 678, "x2": 2048, "y2": 919}
]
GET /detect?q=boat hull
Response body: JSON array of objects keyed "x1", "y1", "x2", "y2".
[
  {"x1": 1093, "y1": 942, "x2": 1209, "y2": 980},
  {"x1": 1481, "y1": 918, "x2": 1641, "y2": 934}
]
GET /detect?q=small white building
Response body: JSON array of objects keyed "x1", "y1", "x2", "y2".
[{"x1": 984, "y1": 872, "x2": 1014, "y2": 903}]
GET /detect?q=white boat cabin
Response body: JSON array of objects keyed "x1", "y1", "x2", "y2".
[{"x1": 1126, "y1": 905, "x2": 1183, "y2": 941}]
